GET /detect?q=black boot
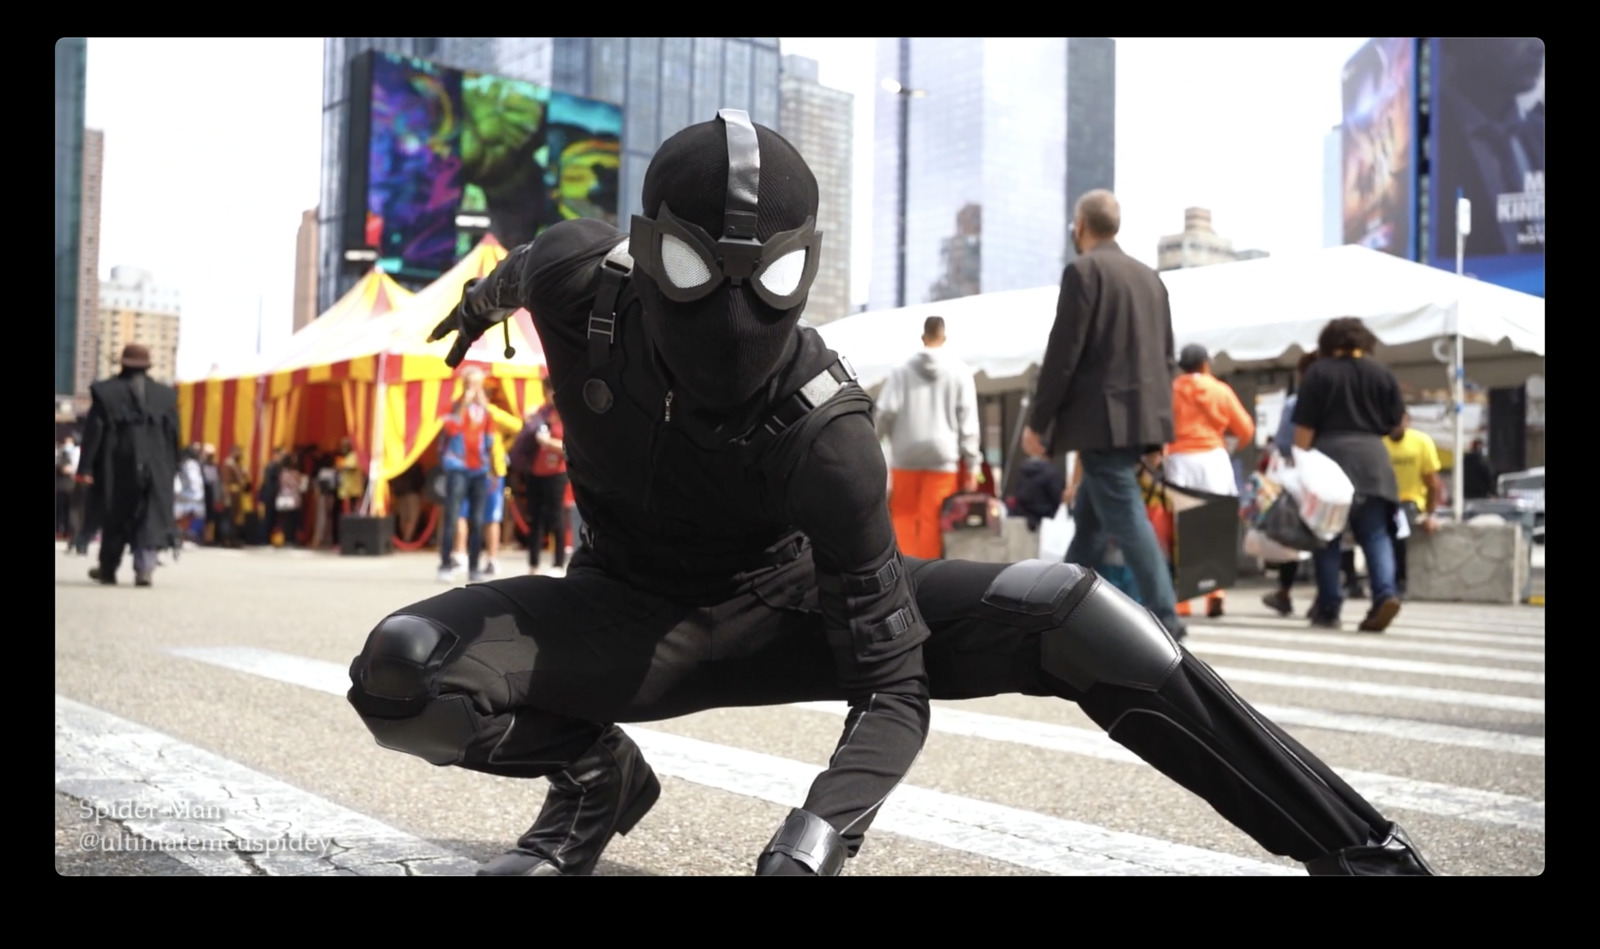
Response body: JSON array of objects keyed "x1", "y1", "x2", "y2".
[
  {"x1": 755, "y1": 808, "x2": 848, "y2": 876},
  {"x1": 477, "y1": 725, "x2": 661, "y2": 876},
  {"x1": 1306, "y1": 822, "x2": 1438, "y2": 875}
]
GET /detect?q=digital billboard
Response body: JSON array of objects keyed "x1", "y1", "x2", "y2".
[
  {"x1": 1341, "y1": 38, "x2": 1418, "y2": 259},
  {"x1": 1428, "y1": 38, "x2": 1544, "y2": 297},
  {"x1": 345, "y1": 51, "x2": 623, "y2": 282}
]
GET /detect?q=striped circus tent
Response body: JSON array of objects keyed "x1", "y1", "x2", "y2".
[
  {"x1": 174, "y1": 269, "x2": 417, "y2": 500},
  {"x1": 240, "y1": 235, "x2": 548, "y2": 519}
]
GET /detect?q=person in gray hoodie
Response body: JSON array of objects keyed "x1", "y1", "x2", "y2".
[{"x1": 875, "y1": 316, "x2": 982, "y2": 559}]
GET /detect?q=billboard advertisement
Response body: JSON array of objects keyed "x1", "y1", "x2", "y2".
[
  {"x1": 1341, "y1": 37, "x2": 1418, "y2": 259},
  {"x1": 1428, "y1": 38, "x2": 1544, "y2": 297},
  {"x1": 347, "y1": 52, "x2": 623, "y2": 282}
]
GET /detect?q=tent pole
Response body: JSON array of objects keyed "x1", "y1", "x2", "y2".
[{"x1": 365, "y1": 352, "x2": 387, "y2": 517}]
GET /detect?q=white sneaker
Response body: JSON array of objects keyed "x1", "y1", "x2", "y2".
[
  {"x1": 544, "y1": 564, "x2": 567, "y2": 578},
  {"x1": 437, "y1": 566, "x2": 456, "y2": 584},
  {"x1": 482, "y1": 560, "x2": 498, "y2": 577},
  {"x1": 468, "y1": 570, "x2": 488, "y2": 583},
  {"x1": 451, "y1": 552, "x2": 466, "y2": 568}
]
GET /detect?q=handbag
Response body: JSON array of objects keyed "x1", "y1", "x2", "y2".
[{"x1": 1261, "y1": 491, "x2": 1325, "y2": 552}]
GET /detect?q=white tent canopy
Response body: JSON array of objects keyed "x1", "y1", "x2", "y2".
[{"x1": 815, "y1": 244, "x2": 1545, "y2": 395}]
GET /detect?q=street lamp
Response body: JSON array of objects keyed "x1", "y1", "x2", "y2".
[{"x1": 883, "y1": 69, "x2": 927, "y2": 310}]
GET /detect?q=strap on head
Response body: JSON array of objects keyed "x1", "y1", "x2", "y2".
[{"x1": 718, "y1": 109, "x2": 761, "y2": 242}]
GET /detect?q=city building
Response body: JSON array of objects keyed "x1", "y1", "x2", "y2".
[
  {"x1": 1157, "y1": 208, "x2": 1252, "y2": 271},
  {"x1": 56, "y1": 37, "x2": 88, "y2": 404},
  {"x1": 551, "y1": 38, "x2": 780, "y2": 234},
  {"x1": 317, "y1": 38, "x2": 555, "y2": 314},
  {"x1": 318, "y1": 37, "x2": 781, "y2": 314},
  {"x1": 929, "y1": 203, "x2": 981, "y2": 302},
  {"x1": 74, "y1": 128, "x2": 103, "y2": 414},
  {"x1": 869, "y1": 37, "x2": 1115, "y2": 311},
  {"x1": 293, "y1": 208, "x2": 319, "y2": 332},
  {"x1": 778, "y1": 54, "x2": 852, "y2": 324},
  {"x1": 1324, "y1": 125, "x2": 1341, "y2": 248},
  {"x1": 96, "y1": 266, "x2": 181, "y2": 385}
]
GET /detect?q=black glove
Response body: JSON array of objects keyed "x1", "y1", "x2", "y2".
[{"x1": 430, "y1": 278, "x2": 508, "y2": 368}]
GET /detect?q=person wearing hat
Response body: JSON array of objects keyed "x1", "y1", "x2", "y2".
[
  {"x1": 76, "y1": 344, "x2": 181, "y2": 586},
  {"x1": 1164, "y1": 343, "x2": 1255, "y2": 617}
]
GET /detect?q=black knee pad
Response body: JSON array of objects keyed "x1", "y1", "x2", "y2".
[
  {"x1": 979, "y1": 560, "x2": 1180, "y2": 694},
  {"x1": 348, "y1": 612, "x2": 477, "y2": 766}
]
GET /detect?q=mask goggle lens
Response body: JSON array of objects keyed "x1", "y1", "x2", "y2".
[{"x1": 631, "y1": 203, "x2": 822, "y2": 311}]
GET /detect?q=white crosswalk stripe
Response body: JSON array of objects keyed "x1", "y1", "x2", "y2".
[
  {"x1": 57, "y1": 582, "x2": 1543, "y2": 876},
  {"x1": 55, "y1": 696, "x2": 479, "y2": 876},
  {"x1": 1188, "y1": 626, "x2": 1544, "y2": 663},
  {"x1": 156, "y1": 647, "x2": 1298, "y2": 875},
  {"x1": 165, "y1": 646, "x2": 1543, "y2": 835}
]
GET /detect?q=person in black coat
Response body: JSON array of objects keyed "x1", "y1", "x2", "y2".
[
  {"x1": 1019, "y1": 189, "x2": 1184, "y2": 640},
  {"x1": 76, "y1": 345, "x2": 181, "y2": 586}
]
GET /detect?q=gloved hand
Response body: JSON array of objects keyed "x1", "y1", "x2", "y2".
[{"x1": 429, "y1": 279, "x2": 506, "y2": 368}]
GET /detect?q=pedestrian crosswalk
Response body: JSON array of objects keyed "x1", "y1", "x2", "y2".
[{"x1": 55, "y1": 588, "x2": 1544, "y2": 876}]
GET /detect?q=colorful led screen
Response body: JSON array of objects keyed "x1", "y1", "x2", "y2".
[{"x1": 354, "y1": 52, "x2": 623, "y2": 281}]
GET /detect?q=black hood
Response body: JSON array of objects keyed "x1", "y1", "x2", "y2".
[{"x1": 633, "y1": 111, "x2": 821, "y2": 413}]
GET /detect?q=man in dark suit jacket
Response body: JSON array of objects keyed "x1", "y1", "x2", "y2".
[
  {"x1": 1021, "y1": 190, "x2": 1185, "y2": 639},
  {"x1": 77, "y1": 344, "x2": 182, "y2": 586}
]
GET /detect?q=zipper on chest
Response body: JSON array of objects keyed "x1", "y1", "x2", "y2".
[{"x1": 642, "y1": 389, "x2": 673, "y2": 511}]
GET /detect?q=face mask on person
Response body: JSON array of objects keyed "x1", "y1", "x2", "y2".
[{"x1": 629, "y1": 109, "x2": 823, "y2": 412}]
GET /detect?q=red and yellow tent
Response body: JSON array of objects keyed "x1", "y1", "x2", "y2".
[
  {"x1": 174, "y1": 268, "x2": 416, "y2": 494},
  {"x1": 250, "y1": 236, "x2": 548, "y2": 519},
  {"x1": 173, "y1": 236, "x2": 549, "y2": 539}
]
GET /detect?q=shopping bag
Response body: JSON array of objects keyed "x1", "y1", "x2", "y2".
[
  {"x1": 1165, "y1": 481, "x2": 1241, "y2": 602},
  {"x1": 1261, "y1": 491, "x2": 1325, "y2": 552},
  {"x1": 1284, "y1": 447, "x2": 1354, "y2": 541},
  {"x1": 1037, "y1": 504, "x2": 1074, "y2": 562},
  {"x1": 1243, "y1": 526, "x2": 1311, "y2": 563}
]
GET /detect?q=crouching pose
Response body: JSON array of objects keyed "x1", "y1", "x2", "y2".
[{"x1": 347, "y1": 110, "x2": 1434, "y2": 877}]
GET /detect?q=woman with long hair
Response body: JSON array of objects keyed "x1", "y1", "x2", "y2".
[{"x1": 1290, "y1": 318, "x2": 1407, "y2": 632}]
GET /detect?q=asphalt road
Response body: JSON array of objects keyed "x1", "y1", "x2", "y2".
[{"x1": 55, "y1": 541, "x2": 1544, "y2": 876}]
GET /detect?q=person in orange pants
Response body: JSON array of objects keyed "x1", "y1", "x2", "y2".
[
  {"x1": 875, "y1": 317, "x2": 982, "y2": 559},
  {"x1": 888, "y1": 469, "x2": 962, "y2": 559}
]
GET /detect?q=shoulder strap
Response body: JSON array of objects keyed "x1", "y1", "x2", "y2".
[
  {"x1": 588, "y1": 240, "x2": 633, "y2": 370},
  {"x1": 736, "y1": 355, "x2": 861, "y2": 459}
]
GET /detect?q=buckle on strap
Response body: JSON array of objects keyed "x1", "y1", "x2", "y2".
[
  {"x1": 863, "y1": 607, "x2": 915, "y2": 644},
  {"x1": 817, "y1": 557, "x2": 900, "y2": 597},
  {"x1": 588, "y1": 241, "x2": 632, "y2": 365},
  {"x1": 761, "y1": 358, "x2": 858, "y2": 438}
]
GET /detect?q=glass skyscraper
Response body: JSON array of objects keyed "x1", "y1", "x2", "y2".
[
  {"x1": 56, "y1": 38, "x2": 88, "y2": 397},
  {"x1": 317, "y1": 38, "x2": 554, "y2": 314},
  {"x1": 552, "y1": 38, "x2": 780, "y2": 229},
  {"x1": 870, "y1": 37, "x2": 1115, "y2": 312},
  {"x1": 318, "y1": 38, "x2": 780, "y2": 315}
]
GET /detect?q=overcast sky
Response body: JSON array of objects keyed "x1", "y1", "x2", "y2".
[{"x1": 83, "y1": 37, "x2": 1365, "y2": 380}]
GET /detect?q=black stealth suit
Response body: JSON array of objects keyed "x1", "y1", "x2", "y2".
[{"x1": 346, "y1": 112, "x2": 1436, "y2": 877}]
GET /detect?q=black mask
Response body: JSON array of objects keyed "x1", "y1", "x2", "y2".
[{"x1": 630, "y1": 109, "x2": 823, "y2": 411}]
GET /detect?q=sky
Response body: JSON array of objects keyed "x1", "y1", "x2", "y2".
[{"x1": 83, "y1": 37, "x2": 1366, "y2": 381}]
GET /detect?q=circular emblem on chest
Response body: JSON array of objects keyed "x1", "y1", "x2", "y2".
[{"x1": 583, "y1": 378, "x2": 614, "y2": 414}]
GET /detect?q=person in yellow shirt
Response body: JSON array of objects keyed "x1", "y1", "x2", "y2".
[
  {"x1": 1385, "y1": 411, "x2": 1442, "y2": 599},
  {"x1": 1165, "y1": 344, "x2": 1254, "y2": 617},
  {"x1": 336, "y1": 437, "x2": 364, "y2": 515}
]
